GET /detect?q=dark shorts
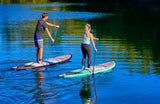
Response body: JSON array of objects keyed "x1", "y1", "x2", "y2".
[{"x1": 34, "y1": 35, "x2": 43, "y2": 48}]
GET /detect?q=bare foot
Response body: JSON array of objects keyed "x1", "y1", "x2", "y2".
[
  {"x1": 88, "y1": 67, "x2": 93, "y2": 70},
  {"x1": 82, "y1": 66, "x2": 85, "y2": 70},
  {"x1": 39, "y1": 61, "x2": 46, "y2": 64}
]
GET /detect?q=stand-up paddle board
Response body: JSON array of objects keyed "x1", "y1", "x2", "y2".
[
  {"x1": 11, "y1": 54, "x2": 72, "y2": 70},
  {"x1": 59, "y1": 61, "x2": 115, "y2": 78}
]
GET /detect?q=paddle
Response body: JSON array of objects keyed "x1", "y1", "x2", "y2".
[
  {"x1": 92, "y1": 40, "x2": 98, "y2": 103},
  {"x1": 46, "y1": 28, "x2": 58, "y2": 66},
  {"x1": 92, "y1": 51, "x2": 96, "y2": 75},
  {"x1": 92, "y1": 40, "x2": 98, "y2": 75}
]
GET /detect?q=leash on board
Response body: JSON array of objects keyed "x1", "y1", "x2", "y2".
[{"x1": 46, "y1": 28, "x2": 58, "y2": 67}]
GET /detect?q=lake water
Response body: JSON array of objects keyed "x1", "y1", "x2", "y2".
[{"x1": 0, "y1": 2, "x2": 160, "y2": 104}]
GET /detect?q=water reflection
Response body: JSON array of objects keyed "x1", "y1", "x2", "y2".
[
  {"x1": 34, "y1": 67, "x2": 47, "y2": 104},
  {"x1": 80, "y1": 76, "x2": 97, "y2": 104}
]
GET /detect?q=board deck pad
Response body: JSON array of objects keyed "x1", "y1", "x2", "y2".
[
  {"x1": 59, "y1": 61, "x2": 115, "y2": 78},
  {"x1": 11, "y1": 54, "x2": 72, "y2": 70}
]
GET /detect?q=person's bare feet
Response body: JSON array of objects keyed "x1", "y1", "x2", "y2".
[
  {"x1": 39, "y1": 60, "x2": 42, "y2": 64},
  {"x1": 82, "y1": 66, "x2": 85, "y2": 70},
  {"x1": 88, "y1": 67, "x2": 92, "y2": 70},
  {"x1": 39, "y1": 60, "x2": 46, "y2": 64}
]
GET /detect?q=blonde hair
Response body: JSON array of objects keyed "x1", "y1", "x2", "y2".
[{"x1": 85, "y1": 24, "x2": 91, "y2": 33}]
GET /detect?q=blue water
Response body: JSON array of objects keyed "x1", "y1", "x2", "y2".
[{"x1": 0, "y1": 2, "x2": 160, "y2": 104}]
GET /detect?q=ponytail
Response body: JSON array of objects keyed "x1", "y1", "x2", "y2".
[{"x1": 85, "y1": 24, "x2": 91, "y2": 33}]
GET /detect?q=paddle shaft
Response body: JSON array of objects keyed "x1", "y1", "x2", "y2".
[
  {"x1": 46, "y1": 28, "x2": 58, "y2": 64},
  {"x1": 92, "y1": 41, "x2": 98, "y2": 75},
  {"x1": 92, "y1": 51, "x2": 96, "y2": 75}
]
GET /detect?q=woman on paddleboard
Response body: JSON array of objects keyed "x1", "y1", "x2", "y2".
[
  {"x1": 81, "y1": 24, "x2": 99, "y2": 70},
  {"x1": 34, "y1": 13, "x2": 59, "y2": 64}
]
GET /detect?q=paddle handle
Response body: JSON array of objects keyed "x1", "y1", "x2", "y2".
[{"x1": 51, "y1": 28, "x2": 58, "y2": 46}]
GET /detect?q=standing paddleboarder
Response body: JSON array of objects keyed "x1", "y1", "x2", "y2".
[
  {"x1": 81, "y1": 24, "x2": 99, "y2": 70},
  {"x1": 34, "y1": 12, "x2": 59, "y2": 64}
]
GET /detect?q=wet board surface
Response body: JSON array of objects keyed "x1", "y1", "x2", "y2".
[
  {"x1": 11, "y1": 54, "x2": 72, "y2": 70},
  {"x1": 59, "y1": 61, "x2": 115, "y2": 78}
]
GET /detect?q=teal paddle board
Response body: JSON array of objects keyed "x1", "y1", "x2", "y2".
[{"x1": 59, "y1": 61, "x2": 115, "y2": 78}]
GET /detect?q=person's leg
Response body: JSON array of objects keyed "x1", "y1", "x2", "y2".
[
  {"x1": 81, "y1": 44, "x2": 87, "y2": 69},
  {"x1": 39, "y1": 47, "x2": 43, "y2": 64},
  {"x1": 36, "y1": 48, "x2": 39, "y2": 63},
  {"x1": 37, "y1": 38, "x2": 43, "y2": 64},
  {"x1": 86, "y1": 45, "x2": 91, "y2": 70}
]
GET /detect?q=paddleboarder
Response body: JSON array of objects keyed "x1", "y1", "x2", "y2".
[
  {"x1": 81, "y1": 24, "x2": 99, "y2": 70},
  {"x1": 34, "y1": 12, "x2": 59, "y2": 64}
]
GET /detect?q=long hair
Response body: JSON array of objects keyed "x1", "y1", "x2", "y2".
[{"x1": 85, "y1": 24, "x2": 91, "y2": 33}]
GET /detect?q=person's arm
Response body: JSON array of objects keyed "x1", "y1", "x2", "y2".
[
  {"x1": 46, "y1": 22, "x2": 59, "y2": 28},
  {"x1": 90, "y1": 33, "x2": 97, "y2": 52},
  {"x1": 93, "y1": 37, "x2": 99, "y2": 40},
  {"x1": 45, "y1": 28, "x2": 55, "y2": 43}
]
